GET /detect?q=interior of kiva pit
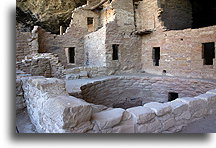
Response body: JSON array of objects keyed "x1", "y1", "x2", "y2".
[{"x1": 16, "y1": 0, "x2": 216, "y2": 133}]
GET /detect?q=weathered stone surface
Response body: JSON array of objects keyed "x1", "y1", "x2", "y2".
[
  {"x1": 80, "y1": 76, "x2": 214, "y2": 108},
  {"x1": 175, "y1": 111, "x2": 191, "y2": 121},
  {"x1": 168, "y1": 100, "x2": 189, "y2": 116},
  {"x1": 28, "y1": 78, "x2": 68, "y2": 97},
  {"x1": 21, "y1": 76, "x2": 94, "y2": 133},
  {"x1": 112, "y1": 120, "x2": 135, "y2": 133},
  {"x1": 16, "y1": 79, "x2": 26, "y2": 113},
  {"x1": 44, "y1": 96, "x2": 92, "y2": 129},
  {"x1": 16, "y1": 29, "x2": 31, "y2": 62},
  {"x1": 136, "y1": 118, "x2": 162, "y2": 133},
  {"x1": 177, "y1": 97, "x2": 208, "y2": 119},
  {"x1": 67, "y1": 121, "x2": 93, "y2": 133},
  {"x1": 194, "y1": 93, "x2": 216, "y2": 114},
  {"x1": 92, "y1": 108, "x2": 125, "y2": 130},
  {"x1": 161, "y1": 117, "x2": 176, "y2": 131},
  {"x1": 90, "y1": 104, "x2": 108, "y2": 114},
  {"x1": 126, "y1": 106, "x2": 156, "y2": 124},
  {"x1": 17, "y1": 53, "x2": 65, "y2": 78},
  {"x1": 206, "y1": 89, "x2": 216, "y2": 95},
  {"x1": 144, "y1": 102, "x2": 172, "y2": 116},
  {"x1": 157, "y1": 113, "x2": 175, "y2": 131}
]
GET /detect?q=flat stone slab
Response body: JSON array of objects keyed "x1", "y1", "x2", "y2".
[
  {"x1": 92, "y1": 108, "x2": 125, "y2": 130},
  {"x1": 168, "y1": 100, "x2": 189, "y2": 116},
  {"x1": 176, "y1": 97, "x2": 207, "y2": 118},
  {"x1": 144, "y1": 102, "x2": 172, "y2": 116},
  {"x1": 206, "y1": 89, "x2": 216, "y2": 95},
  {"x1": 194, "y1": 93, "x2": 216, "y2": 114},
  {"x1": 44, "y1": 96, "x2": 92, "y2": 130},
  {"x1": 126, "y1": 106, "x2": 156, "y2": 124}
]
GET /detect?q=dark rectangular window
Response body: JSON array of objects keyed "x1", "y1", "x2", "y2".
[
  {"x1": 87, "y1": 17, "x2": 94, "y2": 32},
  {"x1": 152, "y1": 47, "x2": 160, "y2": 66},
  {"x1": 87, "y1": 17, "x2": 93, "y2": 25},
  {"x1": 112, "y1": 44, "x2": 119, "y2": 60},
  {"x1": 202, "y1": 42, "x2": 215, "y2": 65},
  {"x1": 168, "y1": 92, "x2": 179, "y2": 101},
  {"x1": 68, "y1": 47, "x2": 75, "y2": 64}
]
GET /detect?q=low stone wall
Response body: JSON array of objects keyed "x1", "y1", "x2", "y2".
[
  {"x1": 16, "y1": 29, "x2": 31, "y2": 62},
  {"x1": 16, "y1": 70, "x2": 32, "y2": 113},
  {"x1": 89, "y1": 90, "x2": 216, "y2": 133},
  {"x1": 16, "y1": 79, "x2": 26, "y2": 113},
  {"x1": 80, "y1": 76, "x2": 215, "y2": 108},
  {"x1": 65, "y1": 66, "x2": 107, "y2": 80},
  {"x1": 17, "y1": 53, "x2": 65, "y2": 78},
  {"x1": 21, "y1": 77, "x2": 97, "y2": 133},
  {"x1": 21, "y1": 77, "x2": 215, "y2": 133}
]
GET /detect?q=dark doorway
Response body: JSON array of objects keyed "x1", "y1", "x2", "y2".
[
  {"x1": 168, "y1": 92, "x2": 179, "y2": 101},
  {"x1": 68, "y1": 47, "x2": 75, "y2": 64},
  {"x1": 202, "y1": 42, "x2": 215, "y2": 65},
  {"x1": 112, "y1": 44, "x2": 119, "y2": 60},
  {"x1": 152, "y1": 47, "x2": 160, "y2": 66}
]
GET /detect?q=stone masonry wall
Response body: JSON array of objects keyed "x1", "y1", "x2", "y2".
[
  {"x1": 80, "y1": 76, "x2": 215, "y2": 108},
  {"x1": 17, "y1": 53, "x2": 65, "y2": 78},
  {"x1": 65, "y1": 66, "x2": 107, "y2": 80},
  {"x1": 16, "y1": 29, "x2": 31, "y2": 62},
  {"x1": 100, "y1": 4, "x2": 115, "y2": 27},
  {"x1": 141, "y1": 26, "x2": 215, "y2": 79},
  {"x1": 111, "y1": 0, "x2": 135, "y2": 33},
  {"x1": 21, "y1": 77, "x2": 216, "y2": 133},
  {"x1": 71, "y1": 8, "x2": 100, "y2": 32},
  {"x1": 135, "y1": 0, "x2": 160, "y2": 31},
  {"x1": 16, "y1": 79, "x2": 26, "y2": 113},
  {"x1": 84, "y1": 26, "x2": 106, "y2": 66},
  {"x1": 105, "y1": 21, "x2": 142, "y2": 75},
  {"x1": 21, "y1": 77, "x2": 94, "y2": 133},
  {"x1": 37, "y1": 26, "x2": 86, "y2": 68}
]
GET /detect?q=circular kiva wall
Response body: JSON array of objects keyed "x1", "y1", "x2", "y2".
[{"x1": 80, "y1": 76, "x2": 215, "y2": 109}]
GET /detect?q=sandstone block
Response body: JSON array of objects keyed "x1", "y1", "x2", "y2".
[
  {"x1": 206, "y1": 89, "x2": 216, "y2": 95},
  {"x1": 28, "y1": 78, "x2": 68, "y2": 97},
  {"x1": 112, "y1": 120, "x2": 135, "y2": 133},
  {"x1": 175, "y1": 110, "x2": 191, "y2": 121},
  {"x1": 136, "y1": 118, "x2": 162, "y2": 133},
  {"x1": 194, "y1": 93, "x2": 216, "y2": 114},
  {"x1": 162, "y1": 117, "x2": 175, "y2": 131},
  {"x1": 44, "y1": 96, "x2": 92, "y2": 131},
  {"x1": 126, "y1": 106, "x2": 156, "y2": 124},
  {"x1": 92, "y1": 108, "x2": 125, "y2": 130},
  {"x1": 177, "y1": 97, "x2": 208, "y2": 118},
  {"x1": 144, "y1": 102, "x2": 172, "y2": 116},
  {"x1": 168, "y1": 100, "x2": 189, "y2": 116},
  {"x1": 70, "y1": 121, "x2": 93, "y2": 133}
]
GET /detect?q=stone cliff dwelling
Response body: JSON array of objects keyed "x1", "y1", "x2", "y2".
[{"x1": 16, "y1": 0, "x2": 216, "y2": 133}]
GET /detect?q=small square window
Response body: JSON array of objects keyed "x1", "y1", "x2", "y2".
[{"x1": 168, "y1": 92, "x2": 178, "y2": 101}]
